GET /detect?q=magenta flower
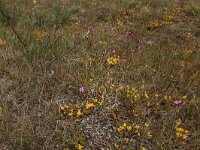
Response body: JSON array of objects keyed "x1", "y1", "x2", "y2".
[
  {"x1": 180, "y1": 63, "x2": 186, "y2": 68},
  {"x1": 126, "y1": 31, "x2": 135, "y2": 38},
  {"x1": 112, "y1": 49, "x2": 116, "y2": 54},
  {"x1": 106, "y1": 79, "x2": 111, "y2": 84},
  {"x1": 79, "y1": 86, "x2": 85, "y2": 93},
  {"x1": 174, "y1": 100, "x2": 183, "y2": 105}
]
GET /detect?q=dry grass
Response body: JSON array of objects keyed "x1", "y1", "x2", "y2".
[{"x1": 0, "y1": 0, "x2": 200, "y2": 149}]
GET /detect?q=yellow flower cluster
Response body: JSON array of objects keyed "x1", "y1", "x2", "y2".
[
  {"x1": 149, "y1": 7, "x2": 186, "y2": 29},
  {"x1": 33, "y1": 29, "x2": 47, "y2": 40},
  {"x1": 144, "y1": 91, "x2": 149, "y2": 99},
  {"x1": 149, "y1": 19, "x2": 160, "y2": 29},
  {"x1": 60, "y1": 104, "x2": 83, "y2": 117},
  {"x1": 77, "y1": 109, "x2": 83, "y2": 117},
  {"x1": 85, "y1": 102, "x2": 94, "y2": 109},
  {"x1": 140, "y1": 6, "x2": 150, "y2": 14},
  {"x1": 117, "y1": 123, "x2": 132, "y2": 132},
  {"x1": 182, "y1": 95, "x2": 187, "y2": 99},
  {"x1": 176, "y1": 127, "x2": 189, "y2": 140},
  {"x1": 60, "y1": 99, "x2": 98, "y2": 118},
  {"x1": 124, "y1": 86, "x2": 140, "y2": 103},
  {"x1": 33, "y1": 0, "x2": 37, "y2": 4},
  {"x1": 117, "y1": 19, "x2": 124, "y2": 28},
  {"x1": 185, "y1": 32, "x2": 193, "y2": 40},
  {"x1": 175, "y1": 119, "x2": 189, "y2": 140},
  {"x1": 77, "y1": 144, "x2": 83, "y2": 150},
  {"x1": 99, "y1": 40, "x2": 107, "y2": 46},
  {"x1": 164, "y1": 7, "x2": 185, "y2": 22},
  {"x1": 164, "y1": 95, "x2": 172, "y2": 101},
  {"x1": 107, "y1": 55, "x2": 120, "y2": 65},
  {"x1": 65, "y1": 144, "x2": 83, "y2": 150},
  {"x1": 141, "y1": 147, "x2": 147, "y2": 150},
  {"x1": 0, "y1": 39, "x2": 6, "y2": 46},
  {"x1": 117, "y1": 123, "x2": 152, "y2": 138}
]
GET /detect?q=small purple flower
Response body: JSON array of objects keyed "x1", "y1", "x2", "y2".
[
  {"x1": 174, "y1": 100, "x2": 183, "y2": 105},
  {"x1": 79, "y1": 86, "x2": 85, "y2": 93}
]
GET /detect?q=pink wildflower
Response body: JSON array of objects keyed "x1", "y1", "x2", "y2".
[
  {"x1": 174, "y1": 100, "x2": 183, "y2": 105},
  {"x1": 122, "y1": 59, "x2": 127, "y2": 63},
  {"x1": 180, "y1": 63, "x2": 186, "y2": 68},
  {"x1": 126, "y1": 31, "x2": 135, "y2": 38},
  {"x1": 106, "y1": 79, "x2": 111, "y2": 84},
  {"x1": 112, "y1": 49, "x2": 116, "y2": 54},
  {"x1": 126, "y1": 31, "x2": 133, "y2": 36},
  {"x1": 79, "y1": 86, "x2": 85, "y2": 93}
]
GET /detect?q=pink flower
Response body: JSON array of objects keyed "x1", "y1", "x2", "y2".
[
  {"x1": 112, "y1": 49, "x2": 116, "y2": 54},
  {"x1": 79, "y1": 86, "x2": 85, "y2": 93},
  {"x1": 126, "y1": 31, "x2": 135, "y2": 38},
  {"x1": 122, "y1": 59, "x2": 127, "y2": 63},
  {"x1": 174, "y1": 100, "x2": 183, "y2": 105},
  {"x1": 106, "y1": 79, "x2": 111, "y2": 84},
  {"x1": 180, "y1": 63, "x2": 186, "y2": 68}
]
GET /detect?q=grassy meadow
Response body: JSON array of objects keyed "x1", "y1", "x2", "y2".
[{"x1": 0, "y1": 0, "x2": 200, "y2": 149}]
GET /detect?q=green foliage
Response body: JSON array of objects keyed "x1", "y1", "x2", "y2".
[
  {"x1": 189, "y1": 5, "x2": 200, "y2": 16},
  {"x1": 34, "y1": 5, "x2": 79, "y2": 28},
  {"x1": 148, "y1": 46, "x2": 165, "y2": 62}
]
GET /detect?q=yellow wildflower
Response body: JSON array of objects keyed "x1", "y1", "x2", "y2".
[
  {"x1": 144, "y1": 123, "x2": 149, "y2": 128},
  {"x1": 68, "y1": 109, "x2": 73, "y2": 116},
  {"x1": 164, "y1": 95, "x2": 172, "y2": 101},
  {"x1": 117, "y1": 19, "x2": 124, "y2": 28},
  {"x1": 124, "y1": 138, "x2": 129, "y2": 143},
  {"x1": 64, "y1": 105, "x2": 70, "y2": 109},
  {"x1": 141, "y1": 147, "x2": 147, "y2": 150},
  {"x1": 117, "y1": 123, "x2": 127, "y2": 132},
  {"x1": 186, "y1": 33, "x2": 192, "y2": 39},
  {"x1": 175, "y1": 122, "x2": 189, "y2": 140},
  {"x1": 182, "y1": 95, "x2": 187, "y2": 99},
  {"x1": 77, "y1": 109, "x2": 83, "y2": 117},
  {"x1": 60, "y1": 106, "x2": 65, "y2": 111},
  {"x1": 176, "y1": 127, "x2": 184, "y2": 132},
  {"x1": 85, "y1": 103, "x2": 94, "y2": 109},
  {"x1": 127, "y1": 125, "x2": 132, "y2": 131},
  {"x1": 117, "y1": 126, "x2": 124, "y2": 132},
  {"x1": 0, "y1": 39, "x2": 6, "y2": 46},
  {"x1": 144, "y1": 91, "x2": 149, "y2": 99},
  {"x1": 93, "y1": 99, "x2": 98, "y2": 103},
  {"x1": 114, "y1": 143, "x2": 120, "y2": 149},
  {"x1": 107, "y1": 56, "x2": 120, "y2": 65},
  {"x1": 176, "y1": 119, "x2": 182, "y2": 127},
  {"x1": 176, "y1": 132, "x2": 182, "y2": 137},
  {"x1": 77, "y1": 144, "x2": 83, "y2": 150},
  {"x1": 99, "y1": 41, "x2": 107, "y2": 46},
  {"x1": 185, "y1": 130, "x2": 189, "y2": 134},
  {"x1": 147, "y1": 131, "x2": 153, "y2": 138},
  {"x1": 135, "y1": 125, "x2": 141, "y2": 129},
  {"x1": 34, "y1": 29, "x2": 47, "y2": 40},
  {"x1": 149, "y1": 19, "x2": 159, "y2": 29},
  {"x1": 122, "y1": 123, "x2": 127, "y2": 127},
  {"x1": 182, "y1": 135, "x2": 188, "y2": 140}
]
